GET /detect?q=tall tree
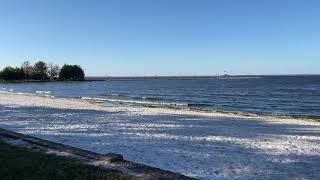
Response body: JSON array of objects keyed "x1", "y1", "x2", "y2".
[
  {"x1": 48, "y1": 63, "x2": 60, "y2": 80},
  {"x1": 32, "y1": 61, "x2": 49, "y2": 80},
  {"x1": 21, "y1": 61, "x2": 33, "y2": 81}
]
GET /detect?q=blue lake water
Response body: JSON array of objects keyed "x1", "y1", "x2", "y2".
[
  {"x1": 1, "y1": 75, "x2": 320, "y2": 179},
  {"x1": 1, "y1": 75, "x2": 320, "y2": 118}
]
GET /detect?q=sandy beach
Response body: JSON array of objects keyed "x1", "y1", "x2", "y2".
[{"x1": 0, "y1": 91, "x2": 320, "y2": 179}]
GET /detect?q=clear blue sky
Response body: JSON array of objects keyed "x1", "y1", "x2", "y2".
[{"x1": 0, "y1": 0, "x2": 319, "y2": 76}]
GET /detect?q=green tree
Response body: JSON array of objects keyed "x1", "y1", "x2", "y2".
[
  {"x1": 32, "y1": 61, "x2": 49, "y2": 80},
  {"x1": 15, "y1": 67, "x2": 25, "y2": 80},
  {"x1": 59, "y1": 65, "x2": 85, "y2": 81},
  {"x1": 0, "y1": 66, "x2": 25, "y2": 81}
]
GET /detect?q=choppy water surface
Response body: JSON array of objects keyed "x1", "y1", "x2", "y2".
[
  {"x1": 1, "y1": 105, "x2": 320, "y2": 180},
  {"x1": 1, "y1": 75, "x2": 320, "y2": 118},
  {"x1": 1, "y1": 76, "x2": 320, "y2": 179}
]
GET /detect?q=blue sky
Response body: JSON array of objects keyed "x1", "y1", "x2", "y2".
[{"x1": 0, "y1": 0, "x2": 319, "y2": 76}]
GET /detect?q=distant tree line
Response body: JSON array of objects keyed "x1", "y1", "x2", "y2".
[{"x1": 0, "y1": 61, "x2": 85, "y2": 81}]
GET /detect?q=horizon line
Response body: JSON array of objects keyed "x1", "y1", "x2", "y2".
[{"x1": 85, "y1": 74, "x2": 320, "y2": 78}]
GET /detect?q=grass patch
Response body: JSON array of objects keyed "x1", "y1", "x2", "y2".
[{"x1": 0, "y1": 141, "x2": 131, "y2": 180}]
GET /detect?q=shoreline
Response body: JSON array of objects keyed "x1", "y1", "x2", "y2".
[
  {"x1": 1, "y1": 91, "x2": 320, "y2": 179},
  {"x1": 0, "y1": 91, "x2": 318, "y2": 123}
]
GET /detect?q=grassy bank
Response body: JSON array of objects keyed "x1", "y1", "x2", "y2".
[{"x1": 0, "y1": 141, "x2": 130, "y2": 180}]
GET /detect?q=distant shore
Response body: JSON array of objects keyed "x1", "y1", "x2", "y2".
[
  {"x1": 88, "y1": 74, "x2": 320, "y2": 81},
  {"x1": 1, "y1": 74, "x2": 319, "y2": 82}
]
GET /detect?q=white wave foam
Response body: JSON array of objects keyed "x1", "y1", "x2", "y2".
[
  {"x1": 1, "y1": 93, "x2": 319, "y2": 179},
  {"x1": 44, "y1": 95, "x2": 55, "y2": 98},
  {"x1": 111, "y1": 93, "x2": 122, "y2": 96},
  {"x1": 81, "y1": 96, "x2": 188, "y2": 107},
  {"x1": 0, "y1": 91, "x2": 318, "y2": 122},
  {"x1": 35, "y1": 91, "x2": 52, "y2": 94}
]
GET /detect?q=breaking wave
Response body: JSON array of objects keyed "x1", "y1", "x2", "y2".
[
  {"x1": 35, "y1": 91, "x2": 52, "y2": 94},
  {"x1": 81, "y1": 97, "x2": 189, "y2": 108},
  {"x1": 80, "y1": 96, "x2": 320, "y2": 120}
]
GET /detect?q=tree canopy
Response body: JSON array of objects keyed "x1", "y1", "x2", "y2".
[
  {"x1": 0, "y1": 61, "x2": 85, "y2": 82},
  {"x1": 32, "y1": 61, "x2": 49, "y2": 80},
  {"x1": 0, "y1": 67, "x2": 25, "y2": 81},
  {"x1": 48, "y1": 63, "x2": 60, "y2": 80},
  {"x1": 59, "y1": 65, "x2": 85, "y2": 81}
]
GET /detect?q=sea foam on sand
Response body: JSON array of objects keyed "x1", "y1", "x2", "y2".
[{"x1": 0, "y1": 92, "x2": 320, "y2": 179}]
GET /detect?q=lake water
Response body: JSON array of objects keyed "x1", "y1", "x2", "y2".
[
  {"x1": 1, "y1": 75, "x2": 320, "y2": 119},
  {"x1": 1, "y1": 75, "x2": 320, "y2": 179}
]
